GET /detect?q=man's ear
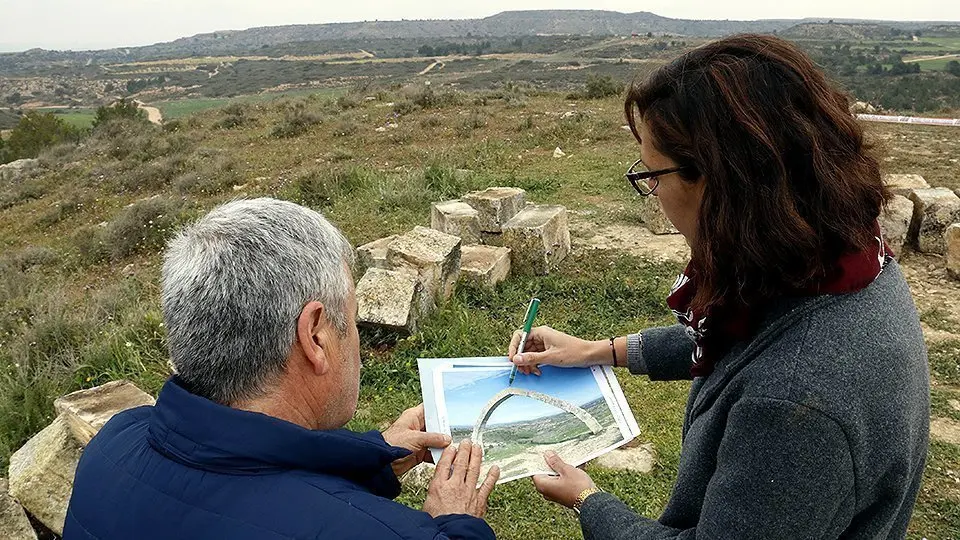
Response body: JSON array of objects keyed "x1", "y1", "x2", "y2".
[{"x1": 297, "y1": 301, "x2": 332, "y2": 376}]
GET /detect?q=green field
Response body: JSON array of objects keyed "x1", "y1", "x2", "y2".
[
  {"x1": 910, "y1": 56, "x2": 960, "y2": 71},
  {"x1": 49, "y1": 108, "x2": 96, "y2": 129}
]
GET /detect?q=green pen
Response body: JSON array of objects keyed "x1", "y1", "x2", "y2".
[{"x1": 509, "y1": 298, "x2": 541, "y2": 386}]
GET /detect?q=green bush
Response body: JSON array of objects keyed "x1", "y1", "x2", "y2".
[
  {"x1": 1, "y1": 111, "x2": 81, "y2": 164},
  {"x1": 271, "y1": 103, "x2": 322, "y2": 138},
  {"x1": 92, "y1": 99, "x2": 148, "y2": 129},
  {"x1": 104, "y1": 197, "x2": 182, "y2": 260},
  {"x1": 584, "y1": 74, "x2": 624, "y2": 99},
  {"x1": 292, "y1": 166, "x2": 375, "y2": 208}
]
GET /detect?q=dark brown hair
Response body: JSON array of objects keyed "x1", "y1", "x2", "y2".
[{"x1": 625, "y1": 34, "x2": 890, "y2": 312}]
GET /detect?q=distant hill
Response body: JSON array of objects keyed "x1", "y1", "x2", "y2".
[{"x1": 3, "y1": 10, "x2": 956, "y2": 63}]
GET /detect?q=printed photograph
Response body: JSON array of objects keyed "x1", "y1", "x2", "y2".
[{"x1": 437, "y1": 365, "x2": 626, "y2": 482}]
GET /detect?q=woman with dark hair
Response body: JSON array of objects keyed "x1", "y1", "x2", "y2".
[{"x1": 509, "y1": 34, "x2": 929, "y2": 539}]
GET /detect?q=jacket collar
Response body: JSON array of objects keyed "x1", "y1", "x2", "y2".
[{"x1": 147, "y1": 377, "x2": 409, "y2": 497}]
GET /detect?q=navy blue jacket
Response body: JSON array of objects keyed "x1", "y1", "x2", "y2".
[{"x1": 64, "y1": 378, "x2": 495, "y2": 540}]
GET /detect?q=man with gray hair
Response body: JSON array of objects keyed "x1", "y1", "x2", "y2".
[{"x1": 64, "y1": 198, "x2": 499, "y2": 540}]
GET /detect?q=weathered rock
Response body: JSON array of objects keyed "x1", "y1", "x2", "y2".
[
  {"x1": 883, "y1": 173, "x2": 930, "y2": 197},
  {"x1": 930, "y1": 417, "x2": 960, "y2": 445},
  {"x1": 593, "y1": 442, "x2": 656, "y2": 474},
  {"x1": 947, "y1": 224, "x2": 960, "y2": 280},
  {"x1": 0, "y1": 159, "x2": 39, "y2": 184},
  {"x1": 879, "y1": 195, "x2": 914, "y2": 255},
  {"x1": 460, "y1": 245, "x2": 511, "y2": 288},
  {"x1": 53, "y1": 380, "x2": 155, "y2": 446},
  {"x1": 400, "y1": 462, "x2": 435, "y2": 491},
  {"x1": 501, "y1": 205, "x2": 571, "y2": 276},
  {"x1": 387, "y1": 227, "x2": 462, "y2": 306},
  {"x1": 431, "y1": 200, "x2": 481, "y2": 244},
  {"x1": 463, "y1": 187, "x2": 526, "y2": 233},
  {"x1": 636, "y1": 196, "x2": 679, "y2": 235},
  {"x1": 355, "y1": 268, "x2": 424, "y2": 333},
  {"x1": 0, "y1": 479, "x2": 37, "y2": 540},
  {"x1": 8, "y1": 415, "x2": 82, "y2": 536},
  {"x1": 356, "y1": 235, "x2": 399, "y2": 275},
  {"x1": 908, "y1": 188, "x2": 960, "y2": 254}
]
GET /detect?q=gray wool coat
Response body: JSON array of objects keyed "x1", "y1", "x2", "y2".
[{"x1": 579, "y1": 260, "x2": 929, "y2": 540}]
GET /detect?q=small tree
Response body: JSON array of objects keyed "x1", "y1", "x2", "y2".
[
  {"x1": 584, "y1": 75, "x2": 624, "y2": 99},
  {"x1": 92, "y1": 98, "x2": 147, "y2": 129},
  {"x1": 947, "y1": 60, "x2": 960, "y2": 77},
  {"x1": 2, "y1": 111, "x2": 79, "y2": 163}
]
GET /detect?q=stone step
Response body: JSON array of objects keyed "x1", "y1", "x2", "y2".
[
  {"x1": 501, "y1": 205, "x2": 571, "y2": 276},
  {"x1": 356, "y1": 235, "x2": 399, "y2": 275},
  {"x1": 356, "y1": 268, "x2": 425, "y2": 334},
  {"x1": 460, "y1": 245, "x2": 511, "y2": 288},
  {"x1": 909, "y1": 188, "x2": 960, "y2": 255},
  {"x1": 463, "y1": 187, "x2": 526, "y2": 233},
  {"x1": 431, "y1": 200, "x2": 481, "y2": 244},
  {"x1": 54, "y1": 381, "x2": 155, "y2": 446},
  {"x1": 387, "y1": 227, "x2": 462, "y2": 307}
]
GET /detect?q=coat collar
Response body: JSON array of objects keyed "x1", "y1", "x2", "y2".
[{"x1": 147, "y1": 377, "x2": 409, "y2": 497}]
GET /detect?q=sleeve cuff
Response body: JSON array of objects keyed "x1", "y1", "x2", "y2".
[{"x1": 626, "y1": 333, "x2": 647, "y2": 375}]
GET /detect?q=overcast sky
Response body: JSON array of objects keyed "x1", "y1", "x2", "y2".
[{"x1": 0, "y1": 0, "x2": 956, "y2": 53}]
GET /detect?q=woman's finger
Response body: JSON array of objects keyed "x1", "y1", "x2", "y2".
[{"x1": 508, "y1": 329, "x2": 522, "y2": 358}]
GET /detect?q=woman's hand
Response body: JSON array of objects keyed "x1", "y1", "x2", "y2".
[
  {"x1": 532, "y1": 451, "x2": 597, "y2": 508},
  {"x1": 508, "y1": 326, "x2": 610, "y2": 375},
  {"x1": 422, "y1": 440, "x2": 500, "y2": 518}
]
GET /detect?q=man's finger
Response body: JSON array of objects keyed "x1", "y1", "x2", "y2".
[
  {"x1": 435, "y1": 444, "x2": 457, "y2": 480},
  {"x1": 478, "y1": 465, "x2": 500, "y2": 498},
  {"x1": 465, "y1": 442, "x2": 483, "y2": 488},
  {"x1": 408, "y1": 404, "x2": 426, "y2": 429},
  {"x1": 411, "y1": 431, "x2": 452, "y2": 449},
  {"x1": 452, "y1": 440, "x2": 471, "y2": 480}
]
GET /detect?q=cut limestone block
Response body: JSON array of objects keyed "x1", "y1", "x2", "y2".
[
  {"x1": 462, "y1": 187, "x2": 526, "y2": 233},
  {"x1": 947, "y1": 224, "x2": 960, "y2": 280},
  {"x1": 8, "y1": 415, "x2": 82, "y2": 536},
  {"x1": 431, "y1": 200, "x2": 481, "y2": 244},
  {"x1": 387, "y1": 227, "x2": 462, "y2": 306},
  {"x1": 636, "y1": 196, "x2": 679, "y2": 235},
  {"x1": 356, "y1": 235, "x2": 399, "y2": 275},
  {"x1": 53, "y1": 380, "x2": 155, "y2": 446},
  {"x1": 908, "y1": 188, "x2": 960, "y2": 254},
  {"x1": 460, "y1": 245, "x2": 511, "y2": 288},
  {"x1": 879, "y1": 195, "x2": 914, "y2": 255},
  {"x1": 883, "y1": 173, "x2": 930, "y2": 197},
  {"x1": 0, "y1": 479, "x2": 37, "y2": 540},
  {"x1": 593, "y1": 442, "x2": 656, "y2": 474},
  {"x1": 501, "y1": 205, "x2": 571, "y2": 276},
  {"x1": 356, "y1": 268, "x2": 424, "y2": 333}
]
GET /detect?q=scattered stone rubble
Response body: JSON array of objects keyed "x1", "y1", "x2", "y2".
[
  {"x1": 5, "y1": 381, "x2": 153, "y2": 537},
  {"x1": 357, "y1": 186, "x2": 574, "y2": 333}
]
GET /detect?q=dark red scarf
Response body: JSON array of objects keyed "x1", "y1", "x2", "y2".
[{"x1": 667, "y1": 223, "x2": 893, "y2": 377}]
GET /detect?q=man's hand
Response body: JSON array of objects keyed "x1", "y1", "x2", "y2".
[
  {"x1": 382, "y1": 404, "x2": 452, "y2": 477},
  {"x1": 532, "y1": 451, "x2": 596, "y2": 508},
  {"x1": 422, "y1": 440, "x2": 500, "y2": 518}
]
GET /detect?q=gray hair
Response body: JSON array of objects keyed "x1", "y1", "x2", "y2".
[{"x1": 161, "y1": 198, "x2": 355, "y2": 404}]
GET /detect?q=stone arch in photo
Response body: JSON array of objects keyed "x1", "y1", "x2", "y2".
[{"x1": 470, "y1": 387, "x2": 602, "y2": 450}]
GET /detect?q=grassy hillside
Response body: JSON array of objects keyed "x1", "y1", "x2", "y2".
[{"x1": 0, "y1": 85, "x2": 958, "y2": 539}]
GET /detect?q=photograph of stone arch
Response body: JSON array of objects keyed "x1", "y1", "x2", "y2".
[{"x1": 424, "y1": 360, "x2": 640, "y2": 484}]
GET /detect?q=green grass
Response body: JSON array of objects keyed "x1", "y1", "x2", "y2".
[{"x1": 49, "y1": 108, "x2": 96, "y2": 129}]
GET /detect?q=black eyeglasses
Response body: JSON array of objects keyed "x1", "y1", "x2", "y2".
[{"x1": 625, "y1": 159, "x2": 690, "y2": 196}]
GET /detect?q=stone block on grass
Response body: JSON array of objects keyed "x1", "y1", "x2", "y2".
[
  {"x1": 431, "y1": 200, "x2": 481, "y2": 244},
  {"x1": 8, "y1": 415, "x2": 82, "y2": 536},
  {"x1": 501, "y1": 205, "x2": 571, "y2": 276},
  {"x1": 879, "y1": 194, "x2": 914, "y2": 255},
  {"x1": 636, "y1": 196, "x2": 679, "y2": 235},
  {"x1": 0, "y1": 479, "x2": 37, "y2": 540},
  {"x1": 54, "y1": 380, "x2": 155, "y2": 446},
  {"x1": 387, "y1": 227, "x2": 462, "y2": 306},
  {"x1": 883, "y1": 174, "x2": 929, "y2": 197},
  {"x1": 463, "y1": 187, "x2": 526, "y2": 233},
  {"x1": 356, "y1": 235, "x2": 399, "y2": 275},
  {"x1": 460, "y1": 245, "x2": 511, "y2": 288},
  {"x1": 355, "y1": 268, "x2": 424, "y2": 333},
  {"x1": 908, "y1": 188, "x2": 960, "y2": 254},
  {"x1": 947, "y1": 224, "x2": 960, "y2": 280}
]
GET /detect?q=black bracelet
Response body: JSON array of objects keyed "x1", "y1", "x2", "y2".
[{"x1": 609, "y1": 337, "x2": 618, "y2": 367}]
